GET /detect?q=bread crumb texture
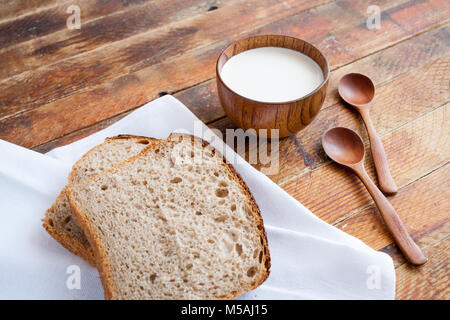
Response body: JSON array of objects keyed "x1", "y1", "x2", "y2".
[
  {"x1": 68, "y1": 134, "x2": 270, "y2": 299},
  {"x1": 42, "y1": 136, "x2": 155, "y2": 265}
]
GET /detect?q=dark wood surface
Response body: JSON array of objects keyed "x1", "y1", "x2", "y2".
[{"x1": 0, "y1": 0, "x2": 448, "y2": 299}]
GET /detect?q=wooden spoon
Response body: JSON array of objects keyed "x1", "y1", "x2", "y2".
[
  {"x1": 338, "y1": 73, "x2": 398, "y2": 195},
  {"x1": 322, "y1": 127, "x2": 427, "y2": 265}
]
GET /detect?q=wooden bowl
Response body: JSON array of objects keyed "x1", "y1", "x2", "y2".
[{"x1": 216, "y1": 35, "x2": 329, "y2": 138}]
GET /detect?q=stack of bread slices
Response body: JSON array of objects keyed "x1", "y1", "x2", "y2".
[{"x1": 43, "y1": 133, "x2": 270, "y2": 299}]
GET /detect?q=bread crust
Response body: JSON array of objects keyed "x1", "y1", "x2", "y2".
[
  {"x1": 42, "y1": 189, "x2": 97, "y2": 266},
  {"x1": 67, "y1": 188, "x2": 118, "y2": 299},
  {"x1": 67, "y1": 138, "x2": 164, "y2": 300},
  {"x1": 42, "y1": 135, "x2": 156, "y2": 265},
  {"x1": 68, "y1": 135, "x2": 156, "y2": 184},
  {"x1": 67, "y1": 133, "x2": 270, "y2": 300}
]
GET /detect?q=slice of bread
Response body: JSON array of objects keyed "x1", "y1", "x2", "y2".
[
  {"x1": 67, "y1": 133, "x2": 270, "y2": 299},
  {"x1": 42, "y1": 135, "x2": 155, "y2": 265}
]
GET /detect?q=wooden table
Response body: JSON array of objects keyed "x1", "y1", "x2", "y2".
[{"x1": 0, "y1": 0, "x2": 448, "y2": 299}]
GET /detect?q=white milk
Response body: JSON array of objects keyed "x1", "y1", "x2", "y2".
[{"x1": 220, "y1": 47, "x2": 324, "y2": 103}]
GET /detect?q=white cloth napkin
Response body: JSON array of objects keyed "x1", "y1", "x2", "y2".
[{"x1": 0, "y1": 95, "x2": 395, "y2": 299}]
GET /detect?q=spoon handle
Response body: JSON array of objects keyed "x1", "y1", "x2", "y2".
[
  {"x1": 360, "y1": 109, "x2": 398, "y2": 195},
  {"x1": 355, "y1": 166, "x2": 427, "y2": 265}
]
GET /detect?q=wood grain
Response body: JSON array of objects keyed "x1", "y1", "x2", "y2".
[
  {"x1": 255, "y1": 0, "x2": 449, "y2": 69},
  {"x1": 210, "y1": 54, "x2": 449, "y2": 184},
  {"x1": 0, "y1": 0, "x2": 156, "y2": 49},
  {"x1": 31, "y1": 22, "x2": 450, "y2": 152},
  {"x1": 0, "y1": 0, "x2": 330, "y2": 118},
  {"x1": 182, "y1": 24, "x2": 450, "y2": 130},
  {"x1": 335, "y1": 164, "x2": 449, "y2": 256},
  {"x1": 0, "y1": 0, "x2": 236, "y2": 79},
  {"x1": 396, "y1": 237, "x2": 449, "y2": 299},
  {"x1": 277, "y1": 54, "x2": 449, "y2": 185},
  {"x1": 0, "y1": 0, "x2": 60, "y2": 22},
  {"x1": 0, "y1": 0, "x2": 449, "y2": 299},
  {"x1": 386, "y1": 221, "x2": 449, "y2": 269},
  {"x1": 281, "y1": 104, "x2": 449, "y2": 225},
  {"x1": 2, "y1": 0, "x2": 448, "y2": 150}
]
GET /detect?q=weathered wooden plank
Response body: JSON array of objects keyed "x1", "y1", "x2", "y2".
[
  {"x1": 32, "y1": 79, "x2": 221, "y2": 153},
  {"x1": 33, "y1": 111, "x2": 132, "y2": 153},
  {"x1": 2, "y1": 0, "x2": 448, "y2": 149},
  {"x1": 319, "y1": 24, "x2": 450, "y2": 115},
  {"x1": 281, "y1": 104, "x2": 449, "y2": 225},
  {"x1": 0, "y1": 0, "x2": 232, "y2": 79},
  {"x1": 0, "y1": 0, "x2": 161, "y2": 49},
  {"x1": 0, "y1": 0, "x2": 59, "y2": 23},
  {"x1": 256, "y1": 0, "x2": 449, "y2": 68},
  {"x1": 335, "y1": 164, "x2": 449, "y2": 258},
  {"x1": 349, "y1": 165, "x2": 450, "y2": 292},
  {"x1": 27, "y1": 23, "x2": 450, "y2": 154},
  {"x1": 210, "y1": 54, "x2": 449, "y2": 183},
  {"x1": 2, "y1": 0, "x2": 448, "y2": 302},
  {"x1": 273, "y1": 54, "x2": 450, "y2": 185},
  {"x1": 396, "y1": 237, "x2": 449, "y2": 299},
  {"x1": 0, "y1": 43, "x2": 213, "y2": 148},
  {"x1": 176, "y1": 80, "x2": 222, "y2": 124},
  {"x1": 2, "y1": 0, "x2": 440, "y2": 118},
  {"x1": 0, "y1": 0, "x2": 332, "y2": 117},
  {"x1": 383, "y1": 219, "x2": 449, "y2": 268},
  {"x1": 180, "y1": 23, "x2": 450, "y2": 130}
]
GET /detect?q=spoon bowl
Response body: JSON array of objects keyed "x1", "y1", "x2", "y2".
[
  {"x1": 322, "y1": 127, "x2": 365, "y2": 165},
  {"x1": 338, "y1": 73, "x2": 375, "y2": 107}
]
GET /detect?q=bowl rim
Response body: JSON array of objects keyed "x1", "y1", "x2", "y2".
[{"x1": 216, "y1": 34, "x2": 330, "y2": 105}]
